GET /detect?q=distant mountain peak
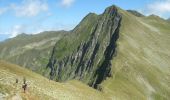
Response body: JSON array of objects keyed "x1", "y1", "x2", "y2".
[
  {"x1": 147, "y1": 14, "x2": 166, "y2": 20},
  {"x1": 148, "y1": 14, "x2": 161, "y2": 18},
  {"x1": 16, "y1": 33, "x2": 29, "y2": 38},
  {"x1": 127, "y1": 10, "x2": 145, "y2": 17},
  {"x1": 167, "y1": 18, "x2": 170, "y2": 22}
]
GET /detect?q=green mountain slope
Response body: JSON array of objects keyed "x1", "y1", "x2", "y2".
[
  {"x1": 0, "y1": 5, "x2": 170, "y2": 100},
  {"x1": 0, "y1": 31, "x2": 66, "y2": 74},
  {"x1": 0, "y1": 60, "x2": 107, "y2": 100},
  {"x1": 101, "y1": 7, "x2": 170, "y2": 100}
]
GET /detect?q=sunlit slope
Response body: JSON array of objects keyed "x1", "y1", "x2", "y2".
[
  {"x1": 0, "y1": 60, "x2": 107, "y2": 100},
  {"x1": 0, "y1": 31, "x2": 66, "y2": 73},
  {"x1": 101, "y1": 8, "x2": 170, "y2": 100}
]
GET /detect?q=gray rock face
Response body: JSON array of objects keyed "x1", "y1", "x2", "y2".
[{"x1": 47, "y1": 6, "x2": 122, "y2": 88}]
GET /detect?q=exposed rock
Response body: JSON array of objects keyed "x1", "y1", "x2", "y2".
[{"x1": 47, "y1": 5, "x2": 122, "y2": 89}]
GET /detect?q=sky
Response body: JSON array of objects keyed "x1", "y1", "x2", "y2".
[{"x1": 0, "y1": 0, "x2": 170, "y2": 41}]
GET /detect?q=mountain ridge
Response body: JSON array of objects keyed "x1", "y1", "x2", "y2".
[
  {"x1": 0, "y1": 31, "x2": 67, "y2": 74},
  {"x1": 46, "y1": 5, "x2": 122, "y2": 89},
  {"x1": 167, "y1": 18, "x2": 170, "y2": 22},
  {"x1": 127, "y1": 10, "x2": 145, "y2": 17}
]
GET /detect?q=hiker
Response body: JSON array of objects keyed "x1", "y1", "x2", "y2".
[
  {"x1": 22, "y1": 83, "x2": 27, "y2": 93},
  {"x1": 22, "y1": 77, "x2": 27, "y2": 93}
]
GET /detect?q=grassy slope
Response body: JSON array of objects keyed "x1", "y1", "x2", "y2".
[
  {"x1": 0, "y1": 60, "x2": 107, "y2": 100},
  {"x1": 0, "y1": 31, "x2": 66, "y2": 73},
  {"x1": 53, "y1": 13, "x2": 99, "y2": 60},
  {"x1": 101, "y1": 8, "x2": 170, "y2": 100}
]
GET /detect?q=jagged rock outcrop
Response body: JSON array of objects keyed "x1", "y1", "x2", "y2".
[{"x1": 46, "y1": 5, "x2": 121, "y2": 88}]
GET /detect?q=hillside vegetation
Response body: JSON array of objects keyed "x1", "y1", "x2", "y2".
[
  {"x1": 0, "y1": 60, "x2": 107, "y2": 100},
  {"x1": 0, "y1": 31, "x2": 66, "y2": 74},
  {"x1": 100, "y1": 7, "x2": 170, "y2": 100}
]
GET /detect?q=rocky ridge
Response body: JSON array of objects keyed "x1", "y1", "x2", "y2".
[{"x1": 47, "y1": 6, "x2": 122, "y2": 89}]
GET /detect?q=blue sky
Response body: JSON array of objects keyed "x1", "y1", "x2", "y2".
[{"x1": 0, "y1": 0, "x2": 170, "y2": 41}]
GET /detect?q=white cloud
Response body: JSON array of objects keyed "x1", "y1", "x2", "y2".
[
  {"x1": 11, "y1": 0, "x2": 48, "y2": 17},
  {"x1": 145, "y1": 0, "x2": 170, "y2": 17},
  {"x1": 61, "y1": 0, "x2": 75, "y2": 7},
  {"x1": 10, "y1": 25, "x2": 25, "y2": 38},
  {"x1": 0, "y1": 0, "x2": 48, "y2": 17}
]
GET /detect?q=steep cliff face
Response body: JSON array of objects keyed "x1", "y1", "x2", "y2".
[{"x1": 46, "y1": 6, "x2": 121, "y2": 88}]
